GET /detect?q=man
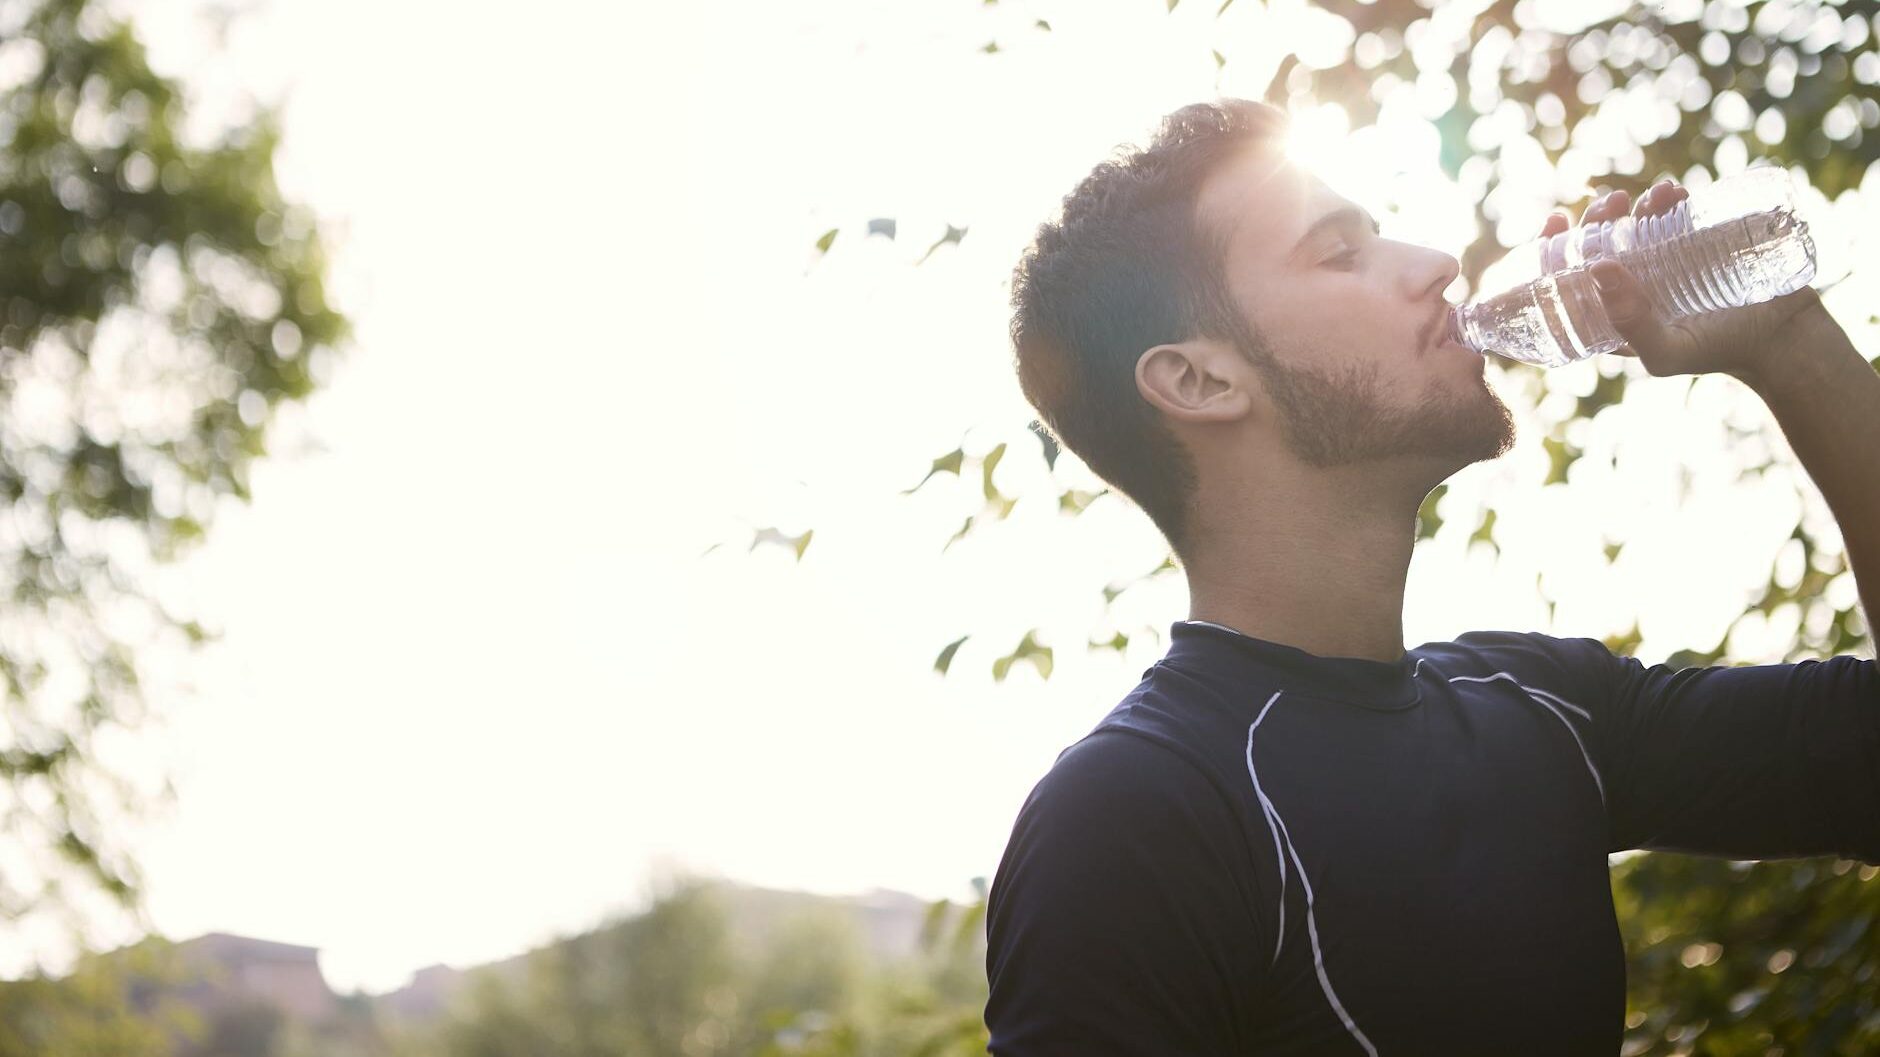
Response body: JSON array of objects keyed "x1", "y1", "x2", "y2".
[{"x1": 983, "y1": 98, "x2": 1879, "y2": 1055}]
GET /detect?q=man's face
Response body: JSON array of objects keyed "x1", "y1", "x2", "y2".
[{"x1": 1193, "y1": 145, "x2": 1514, "y2": 471}]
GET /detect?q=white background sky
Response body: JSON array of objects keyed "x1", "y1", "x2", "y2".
[{"x1": 28, "y1": 0, "x2": 1872, "y2": 994}]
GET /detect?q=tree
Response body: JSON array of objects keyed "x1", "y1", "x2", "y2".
[
  {"x1": 810, "y1": 0, "x2": 1880, "y2": 1049},
  {"x1": 1611, "y1": 853, "x2": 1880, "y2": 1051},
  {"x1": 409, "y1": 879, "x2": 753, "y2": 1057},
  {"x1": 757, "y1": 887, "x2": 990, "y2": 1057},
  {"x1": 0, "y1": 938, "x2": 194, "y2": 1056},
  {"x1": 0, "y1": 0, "x2": 346, "y2": 934}
]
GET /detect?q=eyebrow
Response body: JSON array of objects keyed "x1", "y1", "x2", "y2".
[{"x1": 1290, "y1": 205, "x2": 1381, "y2": 260}]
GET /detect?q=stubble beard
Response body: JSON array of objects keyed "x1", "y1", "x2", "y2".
[{"x1": 1254, "y1": 352, "x2": 1517, "y2": 470}]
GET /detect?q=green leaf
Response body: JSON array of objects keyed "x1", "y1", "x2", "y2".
[
  {"x1": 1213, "y1": 49, "x2": 1226, "y2": 69},
  {"x1": 980, "y1": 442, "x2": 1007, "y2": 502},
  {"x1": 981, "y1": 40, "x2": 1000, "y2": 54},
  {"x1": 1034, "y1": 18, "x2": 1051, "y2": 31},
  {"x1": 1469, "y1": 508, "x2": 1499, "y2": 553},
  {"x1": 1167, "y1": 0, "x2": 1179, "y2": 10},
  {"x1": 1089, "y1": 632, "x2": 1129, "y2": 653},
  {"x1": 904, "y1": 447, "x2": 966, "y2": 494},
  {"x1": 934, "y1": 634, "x2": 970, "y2": 675},
  {"x1": 992, "y1": 631, "x2": 1054, "y2": 682},
  {"x1": 917, "y1": 224, "x2": 969, "y2": 264},
  {"x1": 1416, "y1": 484, "x2": 1448, "y2": 541},
  {"x1": 749, "y1": 527, "x2": 813, "y2": 562},
  {"x1": 942, "y1": 515, "x2": 975, "y2": 552},
  {"x1": 814, "y1": 227, "x2": 838, "y2": 254},
  {"x1": 1216, "y1": 0, "x2": 1235, "y2": 13},
  {"x1": 1541, "y1": 435, "x2": 1577, "y2": 486},
  {"x1": 1058, "y1": 488, "x2": 1101, "y2": 514}
]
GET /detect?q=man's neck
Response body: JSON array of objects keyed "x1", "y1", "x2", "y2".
[{"x1": 1183, "y1": 477, "x2": 1420, "y2": 665}]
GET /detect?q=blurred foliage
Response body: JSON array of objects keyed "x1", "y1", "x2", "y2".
[
  {"x1": 0, "y1": 938, "x2": 195, "y2": 1056},
  {"x1": 0, "y1": 0, "x2": 347, "y2": 927},
  {"x1": 1611, "y1": 854, "x2": 1880, "y2": 1052},
  {"x1": 0, "y1": 880, "x2": 996, "y2": 1057},
  {"x1": 0, "y1": 936, "x2": 402, "y2": 1057},
  {"x1": 393, "y1": 878, "x2": 989, "y2": 1057}
]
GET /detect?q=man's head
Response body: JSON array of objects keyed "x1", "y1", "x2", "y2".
[{"x1": 1011, "y1": 99, "x2": 1513, "y2": 558}]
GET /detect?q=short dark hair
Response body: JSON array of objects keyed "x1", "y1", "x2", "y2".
[{"x1": 1010, "y1": 99, "x2": 1286, "y2": 557}]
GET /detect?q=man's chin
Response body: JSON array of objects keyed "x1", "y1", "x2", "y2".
[{"x1": 1397, "y1": 378, "x2": 1515, "y2": 467}]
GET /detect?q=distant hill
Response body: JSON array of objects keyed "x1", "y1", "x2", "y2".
[
  {"x1": 136, "y1": 880, "x2": 955, "y2": 1033},
  {"x1": 375, "y1": 881, "x2": 945, "y2": 1022}
]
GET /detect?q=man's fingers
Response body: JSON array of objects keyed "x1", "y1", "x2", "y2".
[
  {"x1": 1540, "y1": 211, "x2": 1569, "y2": 239},
  {"x1": 1634, "y1": 180, "x2": 1663, "y2": 215},
  {"x1": 1635, "y1": 179, "x2": 1688, "y2": 219},
  {"x1": 1590, "y1": 259, "x2": 1662, "y2": 354},
  {"x1": 1581, "y1": 189, "x2": 1630, "y2": 226}
]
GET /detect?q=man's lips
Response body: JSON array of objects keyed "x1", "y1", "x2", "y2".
[{"x1": 1418, "y1": 304, "x2": 1448, "y2": 356}]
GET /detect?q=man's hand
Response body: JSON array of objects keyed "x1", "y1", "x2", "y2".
[{"x1": 1537, "y1": 180, "x2": 1844, "y2": 387}]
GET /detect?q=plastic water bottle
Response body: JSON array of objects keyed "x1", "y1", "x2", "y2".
[{"x1": 1449, "y1": 167, "x2": 1817, "y2": 367}]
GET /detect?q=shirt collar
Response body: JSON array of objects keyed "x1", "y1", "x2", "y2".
[{"x1": 1164, "y1": 619, "x2": 1424, "y2": 710}]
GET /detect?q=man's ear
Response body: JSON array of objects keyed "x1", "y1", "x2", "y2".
[{"x1": 1136, "y1": 341, "x2": 1254, "y2": 425}]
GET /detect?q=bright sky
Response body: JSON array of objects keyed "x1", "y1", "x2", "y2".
[{"x1": 23, "y1": 0, "x2": 1871, "y2": 994}]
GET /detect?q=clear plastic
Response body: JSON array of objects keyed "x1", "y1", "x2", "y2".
[{"x1": 1450, "y1": 167, "x2": 1818, "y2": 367}]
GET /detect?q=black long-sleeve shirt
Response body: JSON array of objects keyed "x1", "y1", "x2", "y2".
[{"x1": 984, "y1": 620, "x2": 1880, "y2": 1056}]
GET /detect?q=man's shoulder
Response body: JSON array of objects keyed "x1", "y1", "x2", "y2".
[
  {"x1": 1432, "y1": 628, "x2": 1617, "y2": 667},
  {"x1": 1440, "y1": 626, "x2": 1610, "y2": 652},
  {"x1": 993, "y1": 725, "x2": 1276, "y2": 932},
  {"x1": 1004, "y1": 723, "x2": 1261, "y2": 874},
  {"x1": 1032, "y1": 726, "x2": 1224, "y2": 817},
  {"x1": 1425, "y1": 628, "x2": 1622, "y2": 701}
]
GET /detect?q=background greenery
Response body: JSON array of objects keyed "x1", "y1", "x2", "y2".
[
  {"x1": 0, "y1": 0, "x2": 1876, "y2": 1052},
  {"x1": 0, "y1": 0, "x2": 343, "y2": 929}
]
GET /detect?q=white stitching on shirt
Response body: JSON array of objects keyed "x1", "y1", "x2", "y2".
[
  {"x1": 1448, "y1": 672, "x2": 1606, "y2": 805},
  {"x1": 1245, "y1": 694, "x2": 1289, "y2": 968},
  {"x1": 1521, "y1": 682, "x2": 1592, "y2": 722},
  {"x1": 1246, "y1": 693, "x2": 1381, "y2": 1057}
]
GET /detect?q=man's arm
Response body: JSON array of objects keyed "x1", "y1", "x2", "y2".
[
  {"x1": 1582, "y1": 178, "x2": 1878, "y2": 634},
  {"x1": 1737, "y1": 327, "x2": 1880, "y2": 635},
  {"x1": 1560, "y1": 181, "x2": 1880, "y2": 860},
  {"x1": 1576, "y1": 635, "x2": 1880, "y2": 861}
]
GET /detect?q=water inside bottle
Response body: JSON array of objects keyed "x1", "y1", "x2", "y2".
[{"x1": 1455, "y1": 206, "x2": 1815, "y2": 367}]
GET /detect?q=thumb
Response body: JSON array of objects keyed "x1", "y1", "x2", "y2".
[{"x1": 1589, "y1": 259, "x2": 1663, "y2": 355}]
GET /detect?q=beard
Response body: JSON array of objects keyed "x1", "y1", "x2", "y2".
[{"x1": 1252, "y1": 351, "x2": 1516, "y2": 469}]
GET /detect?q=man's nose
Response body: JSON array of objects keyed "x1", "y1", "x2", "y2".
[{"x1": 1403, "y1": 244, "x2": 1461, "y2": 301}]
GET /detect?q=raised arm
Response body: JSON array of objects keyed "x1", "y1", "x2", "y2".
[
  {"x1": 1733, "y1": 322, "x2": 1880, "y2": 632},
  {"x1": 1555, "y1": 182, "x2": 1880, "y2": 860},
  {"x1": 1581, "y1": 179, "x2": 1879, "y2": 634}
]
